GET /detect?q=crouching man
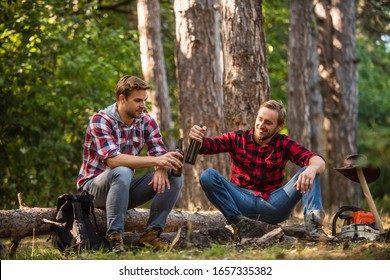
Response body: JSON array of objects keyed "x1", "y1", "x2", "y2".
[{"x1": 189, "y1": 100, "x2": 327, "y2": 241}]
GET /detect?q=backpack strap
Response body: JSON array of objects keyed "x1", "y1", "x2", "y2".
[
  {"x1": 90, "y1": 200, "x2": 102, "y2": 236},
  {"x1": 80, "y1": 190, "x2": 102, "y2": 236}
]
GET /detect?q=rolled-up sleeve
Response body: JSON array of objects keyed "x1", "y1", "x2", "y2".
[
  {"x1": 284, "y1": 137, "x2": 321, "y2": 167},
  {"x1": 145, "y1": 117, "x2": 167, "y2": 157}
]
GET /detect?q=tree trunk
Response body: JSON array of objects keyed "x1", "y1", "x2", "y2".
[
  {"x1": 288, "y1": 0, "x2": 323, "y2": 153},
  {"x1": 137, "y1": 0, "x2": 174, "y2": 150},
  {"x1": 0, "y1": 207, "x2": 225, "y2": 239},
  {"x1": 174, "y1": 0, "x2": 228, "y2": 210},
  {"x1": 287, "y1": 0, "x2": 325, "y2": 211},
  {"x1": 314, "y1": 0, "x2": 359, "y2": 211},
  {"x1": 221, "y1": 0, "x2": 270, "y2": 131}
]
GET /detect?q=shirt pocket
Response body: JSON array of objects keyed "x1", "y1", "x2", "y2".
[
  {"x1": 118, "y1": 135, "x2": 129, "y2": 153},
  {"x1": 264, "y1": 148, "x2": 283, "y2": 166},
  {"x1": 114, "y1": 127, "x2": 129, "y2": 153},
  {"x1": 118, "y1": 140, "x2": 127, "y2": 152},
  {"x1": 131, "y1": 136, "x2": 145, "y2": 155}
]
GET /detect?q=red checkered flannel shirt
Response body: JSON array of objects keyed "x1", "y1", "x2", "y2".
[
  {"x1": 77, "y1": 105, "x2": 166, "y2": 190},
  {"x1": 198, "y1": 129, "x2": 320, "y2": 200}
]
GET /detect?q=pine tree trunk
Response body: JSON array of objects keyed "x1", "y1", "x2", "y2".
[
  {"x1": 287, "y1": 0, "x2": 326, "y2": 209},
  {"x1": 137, "y1": 0, "x2": 174, "y2": 150},
  {"x1": 221, "y1": 0, "x2": 270, "y2": 131},
  {"x1": 314, "y1": 0, "x2": 360, "y2": 210},
  {"x1": 288, "y1": 0, "x2": 323, "y2": 152},
  {"x1": 174, "y1": 0, "x2": 228, "y2": 210}
]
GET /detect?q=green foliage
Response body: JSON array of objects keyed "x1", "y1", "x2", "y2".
[
  {"x1": 263, "y1": 0, "x2": 289, "y2": 103},
  {"x1": 0, "y1": 0, "x2": 141, "y2": 209},
  {"x1": 356, "y1": 35, "x2": 390, "y2": 211}
]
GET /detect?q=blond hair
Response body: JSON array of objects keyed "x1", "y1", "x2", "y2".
[{"x1": 260, "y1": 100, "x2": 286, "y2": 125}]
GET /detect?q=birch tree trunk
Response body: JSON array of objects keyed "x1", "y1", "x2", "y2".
[
  {"x1": 174, "y1": 0, "x2": 228, "y2": 210},
  {"x1": 314, "y1": 0, "x2": 359, "y2": 210},
  {"x1": 221, "y1": 0, "x2": 270, "y2": 131},
  {"x1": 137, "y1": 0, "x2": 174, "y2": 150}
]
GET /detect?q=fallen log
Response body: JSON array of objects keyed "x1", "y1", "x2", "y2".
[
  {"x1": 1, "y1": 204, "x2": 321, "y2": 256},
  {"x1": 0, "y1": 207, "x2": 225, "y2": 239}
]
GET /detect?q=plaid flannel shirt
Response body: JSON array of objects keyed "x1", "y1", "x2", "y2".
[
  {"x1": 77, "y1": 104, "x2": 166, "y2": 190},
  {"x1": 198, "y1": 129, "x2": 319, "y2": 200}
]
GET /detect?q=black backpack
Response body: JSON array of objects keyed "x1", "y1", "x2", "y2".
[{"x1": 47, "y1": 191, "x2": 111, "y2": 253}]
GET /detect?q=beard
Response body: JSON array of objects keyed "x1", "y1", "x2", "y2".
[
  {"x1": 254, "y1": 127, "x2": 278, "y2": 144},
  {"x1": 125, "y1": 108, "x2": 143, "y2": 119}
]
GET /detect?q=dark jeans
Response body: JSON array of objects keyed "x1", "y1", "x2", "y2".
[{"x1": 199, "y1": 167, "x2": 323, "y2": 224}]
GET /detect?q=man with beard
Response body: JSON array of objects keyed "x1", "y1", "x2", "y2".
[
  {"x1": 188, "y1": 100, "x2": 327, "y2": 241},
  {"x1": 77, "y1": 76, "x2": 183, "y2": 252}
]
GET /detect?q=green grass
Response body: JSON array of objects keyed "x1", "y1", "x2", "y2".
[{"x1": 2, "y1": 235, "x2": 390, "y2": 260}]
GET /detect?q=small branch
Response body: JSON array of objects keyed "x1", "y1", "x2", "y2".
[
  {"x1": 17, "y1": 193, "x2": 28, "y2": 209},
  {"x1": 42, "y1": 219, "x2": 64, "y2": 227},
  {"x1": 169, "y1": 226, "x2": 183, "y2": 251}
]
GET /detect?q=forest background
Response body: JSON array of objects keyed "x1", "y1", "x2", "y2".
[{"x1": 1, "y1": 0, "x2": 389, "y2": 217}]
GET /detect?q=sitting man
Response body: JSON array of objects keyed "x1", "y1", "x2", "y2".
[
  {"x1": 188, "y1": 100, "x2": 327, "y2": 240},
  {"x1": 77, "y1": 75, "x2": 183, "y2": 252}
]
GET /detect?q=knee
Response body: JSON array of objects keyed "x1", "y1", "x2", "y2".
[
  {"x1": 199, "y1": 168, "x2": 219, "y2": 188},
  {"x1": 169, "y1": 175, "x2": 183, "y2": 191},
  {"x1": 109, "y1": 166, "x2": 133, "y2": 186}
]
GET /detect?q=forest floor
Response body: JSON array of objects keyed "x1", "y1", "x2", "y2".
[{"x1": 2, "y1": 213, "x2": 390, "y2": 260}]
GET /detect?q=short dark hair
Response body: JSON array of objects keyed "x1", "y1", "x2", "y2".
[
  {"x1": 260, "y1": 100, "x2": 286, "y2": 125},
  {"x1": 115, "y1": 75, "x2": 150, "y2": 101}
]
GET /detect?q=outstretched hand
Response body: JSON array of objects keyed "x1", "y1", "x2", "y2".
[{"x1": 189, "y1": 125, "x2": 206, "y2": 142}]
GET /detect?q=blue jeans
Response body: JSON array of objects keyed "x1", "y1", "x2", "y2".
[
  {"x1": 83, "y1": 167, "x2": 183, "y2": 235},
  {"x1": 199, "y1": 167, "x2": 323, "y2": 224}
]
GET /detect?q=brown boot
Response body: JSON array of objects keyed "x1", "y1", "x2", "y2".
[
  {"x1": 107, "y1": 232, "x2": 125, "y2": 253},
  {"x1": 231, "y1": 215, "x2": 279, "y2": 239},
  {"x1": 139, "y1": 228, "x2": 169, "y2": 251}
]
